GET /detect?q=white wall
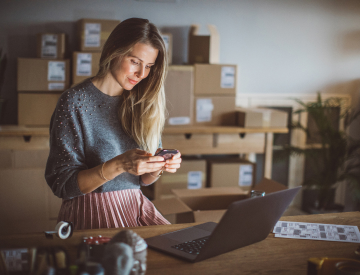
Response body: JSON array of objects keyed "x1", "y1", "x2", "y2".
[{"x1": 1, "y1": 0, "x2": 360, "y2": 124}]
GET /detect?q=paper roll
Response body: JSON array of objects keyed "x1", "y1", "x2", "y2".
[{"x1": 55, "y1": 221, "x2": 72, "y2": 239}]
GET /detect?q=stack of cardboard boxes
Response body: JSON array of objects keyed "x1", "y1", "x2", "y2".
[
  {"x1": 151, "y1": 25, "x2": 251, "y2": 200},
  {"x1": 17, "y1": 33, "x2": 70, "y2": 126},
  {"x1": 72, "y1": 19, "x2": 120, "y2": 86}
]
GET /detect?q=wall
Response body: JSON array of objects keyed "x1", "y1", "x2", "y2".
[{"x1": 1, "y1": 0, "x2": 360, "y2": 125}]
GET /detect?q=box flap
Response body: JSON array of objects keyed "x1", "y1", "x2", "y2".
[
  {"x1": 193, "y1": 210, "x2": 226, "y2": 223},
  {"x1": 172, "y1": 187, "x2": 247, "y2": 197},
  {"x1": 152, "y1": 197, "x2": 191, "y2": 215},
  {"x1": 253, "y1": 178, "x2": 287, "y2": 194},
  {"x1": 189, "y1": 24, "x2": 200, "y2": 36}
]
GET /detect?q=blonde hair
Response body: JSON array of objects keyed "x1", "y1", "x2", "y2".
[{"x1": 95, "y1": 18, "x2": 167, "y2": 154}]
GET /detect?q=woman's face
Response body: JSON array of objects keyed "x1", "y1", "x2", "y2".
[{"x1": 111, "y1": 42, "x2": 159, "y2": 91}]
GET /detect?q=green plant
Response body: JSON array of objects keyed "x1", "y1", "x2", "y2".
[{"x1": 284, "y1": 93, "x2": 360, "y2": 210}]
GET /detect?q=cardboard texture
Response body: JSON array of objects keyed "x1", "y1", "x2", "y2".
[
  {"x1": 165, "y1": 66, "x2": 194, "y2": 126},
  {"x1": 194, "y1": 96, "x2": 236, "y2": 126},
  {"x1": 18, "y1": 93, "x2": 61, "y2": 126},
  {"x1": 161, "y1": 33, "x2": 173, "y2": 64},
  {"x1": 188, "y1": 24, "x2": 219, "y2": 64},
  {"x1": 77, "y1": 18, "x2": 120, "y2": 52},
  {"x1": 72, "y1": 52, "x2": 101, "y2": 86},
  {"x1": 194, "y1": 64, "x2": 237, "y2": 96},
  {"x1": 154, "y1": 159, "x2": 206, "y2": 199},
  {"x1": 236, "y1": 107, "x2": 288, "y2": 128},
  {"x1": 17, "y1": 58, "x2": 70, "y2": 92},
  {"x1": 208, "y1": 158, "x2": 256, "y2": 190},
  {"x1": 36, "y1": 33, "x2": 67, "y2": 59},
  {"x1": 154, "y1": 178, "x2": 288, "y2": 223}
]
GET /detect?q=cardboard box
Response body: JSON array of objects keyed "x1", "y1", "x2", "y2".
[
  {"x1": 18, "y1": 93, "x2": 61, "y2": 126},
  {"x1": 77, "y1": 18, "x2": 120, "y2": 52},
  {"x1": 72, "y1": 52, "x2": 101, "y2": 86},
  {"x1": 154, "y1": 159, "x2": 206, "y2": 199},
  {"x1": 153, "y1": 178, "x2": 288, "y2": 224},
  {"x1": 194, "y1": 96, "x2": 236, "y2": 126},
  {"x1": 165, "y1": 66, "x2": 194, "y2": 126},
  {"x1": 194, "y1": 64, "x2": 237, "y2": 96},
  {"x1": 236, "y1": 108, "x2": 288, "y2": 128},
  {"x1": 188, "y1": 24, "x2": 219, "y2": 64},
  {"x1": 161, "y1": 33, "x2": 172, "y2": 64},
  {"x1": 36, "y1": 33, "x2": 67, "y2": 59},
  {"x1": 17, "y1": 58, "x2": 70, "y2": 92},
  {"x1": 208, "y1": 158, "x2": 256, "y2": 191}
]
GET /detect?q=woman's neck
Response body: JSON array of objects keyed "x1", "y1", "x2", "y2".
[{"x1": 91, "y1": 73, "x2": 124, "y2": 97}]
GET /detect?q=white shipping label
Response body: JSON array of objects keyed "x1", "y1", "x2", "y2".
[
  {"x1": 168, "y1": 117, "x2": 190, "y2": 125},
  {"x1": 221, "y1": 66, "x2": 235, "y2": 88},
  {"x1": 76, "y1": 53, "x2": 92, "y2": 76},
  {"x1": 49, "y1": 83, "x2": 65, "y2": 90},
  {"x1": 162, "y1": 34, "x2": 170, "y2": 52},
  {"x1": 188, "y1": 171, "x2": 202, "y2": 189},
  {"x1": 85, "y1": 23, "x2": 101, "y2": 48},
  {"x1": 239, "y1": 165, "x2": 253, "y2": 186},
  {"x1": 1, "y1": 248, "x2": 29, "y2": 272},
  {"x1": 48, "y1": 61, "x2": 65, "y2": 81},
  {"x1": 41, "y1": 34, "x2": 58, "y2": 58},
  {"x1": 196, "y1": 98, "x2": 214, "y2": 122}
]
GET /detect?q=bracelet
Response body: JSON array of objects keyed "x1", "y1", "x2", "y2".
[
  {"x1": 100, "y1": 161, "x2": 110, "y2": 181},
  {"x1": 149, "y1": 170, "x2": 163, "y2": 178}
]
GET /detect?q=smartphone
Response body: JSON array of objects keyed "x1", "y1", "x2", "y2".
[{"x1": 155, "y1": 149, "x2": 179, "y2": 160}]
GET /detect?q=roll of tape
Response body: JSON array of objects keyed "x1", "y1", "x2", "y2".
[{"x1": 55, "y1": 221, "x2": 73, "y2": 239}]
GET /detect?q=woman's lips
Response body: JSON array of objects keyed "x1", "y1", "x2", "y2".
[{"x1": 128, "y1": 78, "x2": 138, "y2": 85}]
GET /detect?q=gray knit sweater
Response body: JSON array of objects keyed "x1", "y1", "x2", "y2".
[{"x1": 45, "y1": 79, "x2": 155, "y2": 200}]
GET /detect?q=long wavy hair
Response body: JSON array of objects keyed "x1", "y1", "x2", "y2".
[{"x1": 95, "y1": 18, "x2": 167, "y2": 154}]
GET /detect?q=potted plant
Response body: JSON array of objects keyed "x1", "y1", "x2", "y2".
[
  {"x1": 285, "y1": 93, "x2": 360, "y2": 213},
  {"x1": 0, "y1": 48, "x2": 7, "y2": 123}
]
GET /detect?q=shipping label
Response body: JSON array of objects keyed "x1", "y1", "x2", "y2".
[
  {"x1": 1, "y1": 249, "x2": 29, "y2": 272},
  {"x1": 162, "y1": 34, "x2": 170, "y2": 52},
  {"x1": 221, "y1": 66, "x2": 235, "y2": 88},
  {"x1": 196, "y1": 98, "x2": 214, "y2": 122},
  {"x1": 168, "y1": 117, "x2": 190, "y2": 125},
  {"x1": 239, "y1": 165, "x2": 253, "y2": 186},
  {"x1": 48, "y1": 61, "x2": 65, "y2": 81},
  {"x1": 76, "y1": 53, "x2": 92, "y2": 76},
  {"x1": 41, "y1": 34, "x2": 58, "y2": 58},
  {"x1": 49, "y1": 83, "x2": 65, "y2": 91},
  {"x1": 84, "y1": 23, "x2": 101, "y2": 48},
  {"x1": 188, "y1": 171, "x2": 202, "y2": 189}
]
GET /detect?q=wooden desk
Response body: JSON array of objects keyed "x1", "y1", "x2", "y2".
[{"x1": 1, "y1": 212, "x2": 359, "y2": 275}]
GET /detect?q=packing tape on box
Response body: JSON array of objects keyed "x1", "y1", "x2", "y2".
[{"x1": 55, "y1": 221, "x2": 73, "y2": 239}]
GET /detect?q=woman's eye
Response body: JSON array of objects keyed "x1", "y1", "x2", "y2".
[{"x1": 131, "y1": 60, "x2": 139, "y2": 65}]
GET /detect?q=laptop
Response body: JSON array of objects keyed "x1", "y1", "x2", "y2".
[{"x1": 145, "y1": 186, "x2": 301, "y2": 262}]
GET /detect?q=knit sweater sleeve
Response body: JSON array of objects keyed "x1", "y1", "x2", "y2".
[{"x1": 45, "y1": 91, "x2": 86, "y2": 200}]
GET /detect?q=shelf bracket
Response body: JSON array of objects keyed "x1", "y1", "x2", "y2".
[
  {"x1": 23, "y1": 135, "x2": 32, "y2": 142},
  {"x1": 184, "y1": 133, "x2": 192, "y2": 140}
]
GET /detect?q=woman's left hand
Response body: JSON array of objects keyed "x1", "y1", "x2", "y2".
[{"x1": 163, "y1": 151, "x2": 182, "y2": 173}]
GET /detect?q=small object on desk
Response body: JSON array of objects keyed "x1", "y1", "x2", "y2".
[
  {"x1": 307, "y1": 257, "x2": 360, "y2": 275},
  {"x1": 103, "y1": 230, "x2": 147, "y2": 275},
  {"x1": 44, "y1": 221, "x2": 73, "y2": 239},
  {"x1": 273, "y1": 221, "x2": 360, "y2": 243},
  {"x1": 250, "y1": 190, "x2": 266, "y2": 198}
]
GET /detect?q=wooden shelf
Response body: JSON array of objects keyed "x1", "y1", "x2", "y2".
[
  {"x1": 163, "y1": 126, "x2": 288, "y2": 134},
  {"x1": 0, "y1": 125, "x2": 289, "y2": 137}
]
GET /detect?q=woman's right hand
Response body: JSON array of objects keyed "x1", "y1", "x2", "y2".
[{"x1": 114, "y1": 148, "x2": 166, "y2": 176}]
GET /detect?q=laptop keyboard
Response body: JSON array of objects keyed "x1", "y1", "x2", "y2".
[{"x1": 171, "y1": 236, "x2": 209, "y2": 255}]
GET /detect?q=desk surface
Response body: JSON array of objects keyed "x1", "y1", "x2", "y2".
[
  {"x1": 0, "y1": 212, "x2": 359, "y2": 275},
  {"x1": 0, "y1": 125, "x2": 288, "y2": 137}
]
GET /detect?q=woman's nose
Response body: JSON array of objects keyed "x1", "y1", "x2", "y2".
[{"x1": 136, "y1": 66, "x2": 146, "y2": 79}]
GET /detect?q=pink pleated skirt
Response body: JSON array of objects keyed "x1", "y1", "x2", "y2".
[{"x1": 57, "y1": 189, "x2": 170, "y2": 230}]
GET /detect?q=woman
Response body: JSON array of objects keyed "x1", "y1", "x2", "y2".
[{"x1": 45, "y1": 18, "x2": 181, "y2": 230}]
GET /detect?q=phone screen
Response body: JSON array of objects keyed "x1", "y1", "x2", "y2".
[{"x1": 155, "y1": 149, "x2": 178, "y2": 160}]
